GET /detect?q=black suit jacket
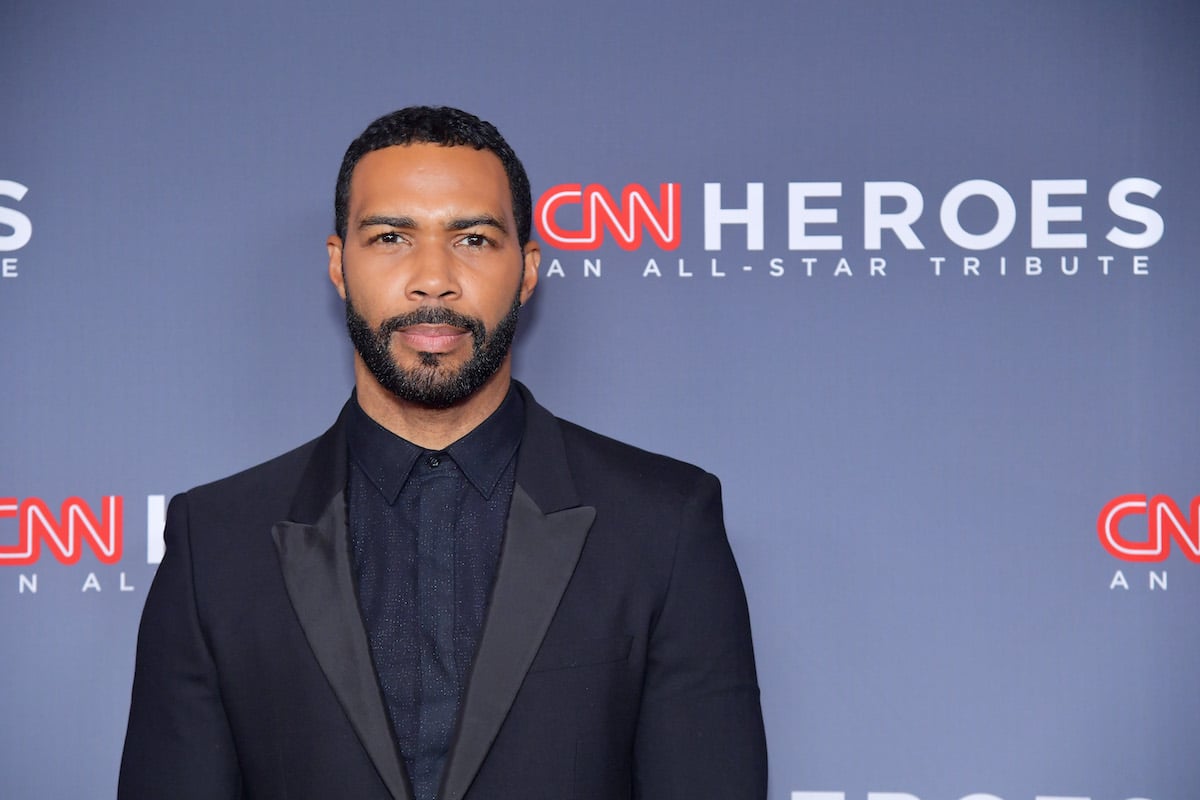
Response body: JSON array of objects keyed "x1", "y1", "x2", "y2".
[{"x1": 119, "y1": 384, "x2": 767, "y2": 799}]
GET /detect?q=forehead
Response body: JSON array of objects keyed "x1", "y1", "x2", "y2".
[{"x1": 348, "y1": 143, "x2": 512, "y2": 218}]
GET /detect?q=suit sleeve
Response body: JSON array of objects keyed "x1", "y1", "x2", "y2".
[
  {"x1": 118, "y1": 493, "x2": 243, "y2": 799},
  {"x1": 633, "y1": 472, "x2": 768, "y2": 799}
]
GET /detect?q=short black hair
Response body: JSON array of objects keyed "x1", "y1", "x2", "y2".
[{"x1": 334, "y1": 106, "x2": 532, "y2": 246}]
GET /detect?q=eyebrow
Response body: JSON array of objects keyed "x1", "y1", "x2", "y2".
[
  {"x1": 445, "y1": 215, "x2": 509, "y2": 234},
  {"x1": 358, "y1": 215, "x2": 417, "y2": 229},
  {"x1": 356, "y1": 214, "x2": 510, "y2": 235}
]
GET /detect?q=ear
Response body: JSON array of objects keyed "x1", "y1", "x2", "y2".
[
  {"x1": 520, "y1": 240, "x2": 540, "y2": 305},
  {"x1": 327, "y1": 235, "x2": 346, "y2": 299}
]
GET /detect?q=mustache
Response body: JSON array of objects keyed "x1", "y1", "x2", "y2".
[{"x1": 377, "y1": 306, "x2": 486, "y2": 341}]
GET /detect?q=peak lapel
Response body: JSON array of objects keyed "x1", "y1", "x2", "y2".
[
  {"x1": 271, "y1": 408, "x2": 411, "y2": 800},
  {"x1": 439, "y1": 485, "x2": 595, "y2": 800}
]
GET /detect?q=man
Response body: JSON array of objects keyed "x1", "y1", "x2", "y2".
[{"x1": 119, "y1": 106, "x2": 766, "y2": 800}]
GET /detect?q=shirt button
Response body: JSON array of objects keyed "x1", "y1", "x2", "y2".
[{"x1": 427, "y1": 455, "x2": 441, "y2": 468}]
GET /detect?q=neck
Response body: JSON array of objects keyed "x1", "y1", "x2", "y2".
[{"x1": 352, "y1": 358, "x2": 513, "y2": 450}]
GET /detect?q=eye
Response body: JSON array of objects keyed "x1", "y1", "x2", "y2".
[
  {"x1": 372, "y1": 231, "x2": 402, "y2": 245},
  {"x1": 459, "y1": 233, "x2": 492, "y2": 248}
]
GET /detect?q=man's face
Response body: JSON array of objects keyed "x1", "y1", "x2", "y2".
[{"x1": 328, "y1": 143, "x2": 539, "y2": 409}]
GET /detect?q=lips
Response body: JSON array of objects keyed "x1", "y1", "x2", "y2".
[{"x1": 396, "y1": 324, "x2": 471, "y2": 353}]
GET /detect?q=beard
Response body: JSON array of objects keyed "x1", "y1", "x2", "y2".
[{"x1": 344, "y1": 284, "x2": 522, "y2": 410}]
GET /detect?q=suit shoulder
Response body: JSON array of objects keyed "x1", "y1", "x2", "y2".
[
  {"x1": 184, "y1": 435, "x2": 322, "y2": 509},
  {"x1": 554, "y1": 417, "x2": 715, "y2": 498}
]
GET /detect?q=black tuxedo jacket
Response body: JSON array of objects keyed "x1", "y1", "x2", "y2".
[{"x1": 119, "y1": 384, "x2": 766, "y2": 799}]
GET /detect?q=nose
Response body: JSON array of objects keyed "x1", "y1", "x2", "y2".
[{"x1": 404, "y1": 242, "x2": 461, "y2": 302}]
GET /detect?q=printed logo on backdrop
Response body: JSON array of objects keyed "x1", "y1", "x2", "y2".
[
  {"x1": 1098, "y1": 493, "x2": 1199, "y2": 592},
  {"x1": 1, "y1": 494, "x2": 167, "y2": 595},
  {"x1": 791, "y1": 791, "x2": 1154, "y2": 800},
  {"x1": 0, "y1": 179, "x2": 32, "y2": 279},
  {"x1": 533, "y1": 178, "x2": 1162, "y2": 281}
]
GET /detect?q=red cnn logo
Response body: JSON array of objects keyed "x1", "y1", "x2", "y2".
[
  {"x1": 535, "y1": 183, "x2": 681, "y2": 250},
  {"x1": 1098, "y1": 494, "x2": 1200, "y2": 562},
  {"x1": 0, "y1": 496, "x2": 123, "y2": 566}
]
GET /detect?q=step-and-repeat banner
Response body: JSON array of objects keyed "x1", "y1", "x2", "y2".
[{"x1": 3, "y1": 2, "x2": 1197, "y2": 798}]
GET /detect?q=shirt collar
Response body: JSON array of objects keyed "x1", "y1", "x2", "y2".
[{"x1": 346, "y1": 385, "x2": 525, "y2": 504}]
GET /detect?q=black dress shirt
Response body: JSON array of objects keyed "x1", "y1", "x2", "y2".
[{"x1": 346, "y1": 387, "x2": 524, "y2": 800}]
